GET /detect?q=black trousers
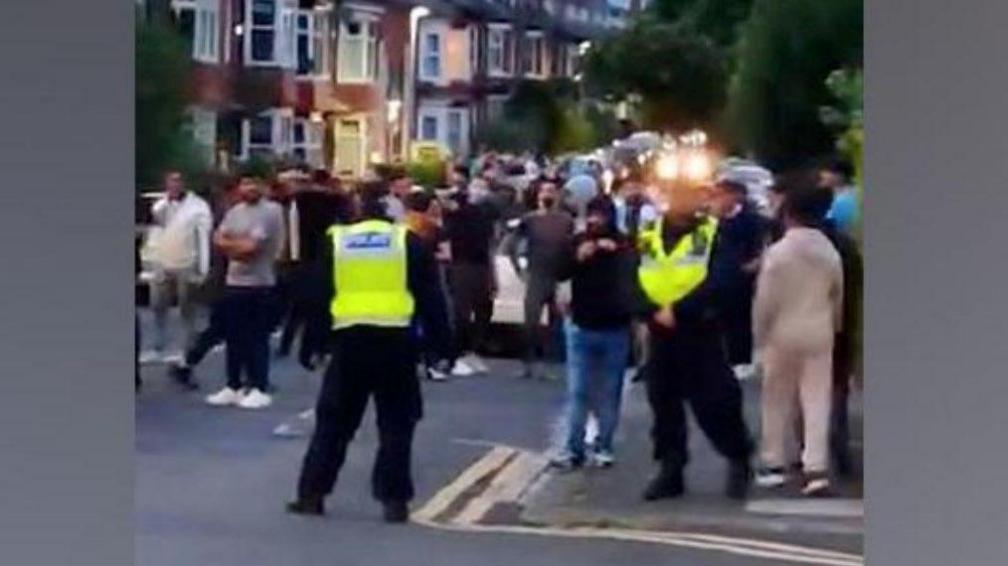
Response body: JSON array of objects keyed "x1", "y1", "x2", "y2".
[
  {"x1": 296, "y1": 327, "x2": 422, "y2": 504},
  {"x1": 449, "y1": 262, "x2": 493, "y2": 355},
  {"x1": 185, "y1": 298, "x2": 225, "y2": 367},
  {"x1": 223, "y1": 286, "x2": 272, "y2": 391},
  {"x1": 645, "y1": 324, "x2": 753, "y2": 468},
  {"x1": 830, "y1": 347, "x2": 853, "y2": 464},
  {"x1": 522, "y1": 274, "x2": 562, "y2": 365}
]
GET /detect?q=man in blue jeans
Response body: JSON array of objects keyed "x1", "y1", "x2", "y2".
[{"x1": 554, "y1": 196, "x2": 637, "y2": 468}]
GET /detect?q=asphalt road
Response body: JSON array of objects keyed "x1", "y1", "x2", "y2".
[{"x1": 136, "y1": 338, "x2": 858, "y2": 566}]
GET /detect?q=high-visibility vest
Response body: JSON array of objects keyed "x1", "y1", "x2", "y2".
[
  {"x1": 637, "y1": 215, "x2": 718, "y2": 308},
  {"x1": 328, "y1": 220, "x2": 415, "y2": 330}
]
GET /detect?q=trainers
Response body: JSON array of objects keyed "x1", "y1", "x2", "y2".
[
  {"x1": 205, "y1": 387, "x2": 244, "y2": 407},
  {"x1": 451, "y1": 360, "x2": 476, "y2": 377},
  {"x1": 382, "y1": 501, "x2": 409, "y2": 523},
  {"x1": 591, "y1": 451, "x2": 616, "y2": 468},
  {"x1": 428, "y1": 367, "x2": 449, "y2": 381},
  {"x1": 238, "y1": 388, "x2": 273, "y2": 410},
  {"x1": 549, "y1": 452, "x2": 585, "y2": 471},
  {"x1": 755, "y1": 467, "x2": 788, "y2": 488},
  {"x1": 462, "y1": 353, "x2": 489, "y2": 374},
  {"x1": 801, "y1": 473, "x2": 831, "y2": 497},
  {"x1": 733, "y1": 364, "x2": 757, "y2": 381}
]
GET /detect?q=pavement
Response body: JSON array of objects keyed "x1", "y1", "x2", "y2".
[{"x1": 136, "y1": 310, "x2": 863, "y2": 565}]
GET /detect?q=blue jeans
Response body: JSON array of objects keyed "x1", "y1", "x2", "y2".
[{"x1": 564, "y1": 321, "x2": 631, "y2": 457}]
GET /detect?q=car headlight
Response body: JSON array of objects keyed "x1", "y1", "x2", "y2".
[
  {"x1": 655, "y1": 153, "x2": 679, "y2": 180},
  {"x1": 683, "y1": 152, "x2": 711, "y2": 182}
]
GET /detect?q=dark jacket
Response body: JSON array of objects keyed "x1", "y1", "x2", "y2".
[
  {"x1": 302, "y1": 221, "x2": 452, "y2": 361},
  {"x1": 560, "y1": 230, "x2": 637, "y2": 330},
  {"x1": 819, "y1": 219, "x2": 863, "y2": 364}
]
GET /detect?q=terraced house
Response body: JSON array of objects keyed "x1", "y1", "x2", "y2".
[{"x1": 145, "y1": 0, "x2": 640, "y2": 179}]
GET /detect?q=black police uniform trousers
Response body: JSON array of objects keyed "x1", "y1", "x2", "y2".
[
  {"x1": 297, "y1": 326, "x2": 422, "y2": 504},
  {"x1": 645, "y1": 322, "x2": 753, "y2": 468}
]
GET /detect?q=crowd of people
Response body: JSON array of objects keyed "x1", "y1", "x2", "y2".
[{"x1": 136, "y1": 149, "x2": 861, "y2": 519}]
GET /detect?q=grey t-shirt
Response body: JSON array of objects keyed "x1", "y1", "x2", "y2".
[{"x1": 219, "y1": 199, "x2": 285, "y2": 287}]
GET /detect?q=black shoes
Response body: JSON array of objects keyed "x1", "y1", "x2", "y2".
[
  {"x1": 642, "y1": 464, "x2": 685, "y2": 501},
  {"x1": 382, "y1": 501, "x2": 409, "y2": 524},
  {"x1": 286, "y1": 497, "x2": 325, "y2": 517},
  {"x1": 726, "y1": 460, "x2": 753, "y2": 500},
  {"x1": 169, "y1": 364, "x2": 199, "y2": 390}
]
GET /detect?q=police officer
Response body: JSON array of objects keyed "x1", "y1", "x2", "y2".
[
  {"x1": 286, "y1": 184, "x2": 452, "y2": 523},
  {"x1": 636, "y1": 180, "x2": 754, "y2": 501}
]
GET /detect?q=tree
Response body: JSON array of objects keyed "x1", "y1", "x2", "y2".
[
  {"x1": 726, "y1": 0, "x2": 862, "y2": 168},
  {"x1": 651, "y1": 0, "x2": 755, "y2": 48},
  {"x1": 136, "y1": 14, "x2": 202, "y2": 190},
  {"x1": 583, "y1": 16, "x2": 730, "y2": 133}
]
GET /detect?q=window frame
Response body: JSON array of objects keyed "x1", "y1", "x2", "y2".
[
  {"x1": 337, "y1": 12, "x2": 380, "y2": 84},
  {"x1": 420, "y1": 30, "x2": 442, "y2": 82},
  {"x1": 487, "y1": 25, "x2": 512, "y2": 77}
]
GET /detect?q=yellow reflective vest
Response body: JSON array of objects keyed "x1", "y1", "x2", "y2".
[
  {"x1": 637, "y1": 215, "x2": 718, "y2": 308},
  {"x1": 328, "y1": 220, "x2": 415, "y2": 330}
]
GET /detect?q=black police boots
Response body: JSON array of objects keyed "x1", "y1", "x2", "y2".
[
  {"x1": 382, "y1": 501, "x2": 409, "y2": 524},
  {"x1": 642, "y1": 460, "x2": 684, "y2": 501},
  {"x1": 286, "y1": 496, "x2": 325, "y2": 517},
  {"x1": 726, "y1": 459, "x2": 753, "y2": 500}
]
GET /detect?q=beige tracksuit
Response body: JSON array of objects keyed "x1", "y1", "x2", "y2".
[{"x1": 753, "y1": 227, "x2": 843, "y2": 473}]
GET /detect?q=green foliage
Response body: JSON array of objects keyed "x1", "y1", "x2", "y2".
[
  {"x1": 474, "y1": 80, "x2": 603, "y2": 156},
  {"x1": 406, "y1": 160, "x2": 447, "y2": 189},
  {"x1": 651, "y1": 0, "x2": 755, "y2": 47},
  {"x1": 136, "y1": 16, "x2": 203, "y2": 190},
  {"x1": 726, "y1": 0, "x2": 863, "y2": 168},
  {"x1": 583, "y1": 16, "x2": 730, "y2": 132}
]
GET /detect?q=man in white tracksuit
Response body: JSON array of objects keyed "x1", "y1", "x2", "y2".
[{"x1": 149, "y1": 170, "x2": 212, "y2": 357}]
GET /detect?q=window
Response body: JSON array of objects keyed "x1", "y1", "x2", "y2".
[
  {"x1": 312, "y1": 11, "x2": 331, "y2": 76},
  {"x1": 296, "y1": 13, "x2": 311, "y2": 74},
  {"x1": 172, "y1": 0, "x2": 218, "y2": 63},
  {"x1": 247, "y1": 114, "x2": 273, "y2": 159},
  {"x1": 421, "y1": 32, "x2": 441, "y2": 80},
  {"x1": 338, "y1": 17, "x2": 379, "y2": 83},
  {"x1": 292, "y1": 118, "x2": 324, "y2": 168},
  {"x1": 447, "y1": 111, "x2": 463, "y2": 155},
  {"x1": 487, "y1": 27, "x2": 512, "y2": 76},
  {"x1": 523, "y1": 33, "x2": 544, "y2": 77},
  {"x1": 243, "y1": 109, "x2": 294, "y2": 160},
  {"x1": 250, "y1": 0, "x2": 276, "y2": 63},
  {"x1": 420, "y1": 115, "x2": 438, "y2": 141}
]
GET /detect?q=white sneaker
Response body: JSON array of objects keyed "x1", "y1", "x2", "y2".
[
  {"x1": 451, "y1": 360, "x2": 475, "y2": 377},
  {"x1": 237, "y1": 388, "x2": 273, "y2": 410},
  {"x1": 298, "y1": 408, "x2": 315, "y2": 420},
  {"x1": 429, "y1": 367, "x2": 450, "y2": 381},
  {"x1": 205, "y1": 387, "x2": 244, "y2": 407},
  {"x1": 462, "y1": 354, "x2": 489, "y2": 374},
  {"x1": 801, "y1": 475, "x2": 831, "y2": 497},
  {"x1": 755, "y1": 467, "x2": 787, "y2": 488},
  {"x1": 591, "y1": 451, "x2": 616, "y2": 468},
  {"x1": 733, "y1": 364, "x2": 757, "y2": 381}
]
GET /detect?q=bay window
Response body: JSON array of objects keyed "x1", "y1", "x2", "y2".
[
  {"x1": 171, "y1": 0, "x2": 219, "y2": 63},
  {"x1": 294, "y1": 7, "x2": 333, "y2": 78},
  {"x1": 338, "y1": 15, "x2": 379, "y2": 83}
]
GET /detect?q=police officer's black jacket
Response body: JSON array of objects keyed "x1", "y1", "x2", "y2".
[{"x1": 300, "y1": 219, "x2": 453, "y2": 363}]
